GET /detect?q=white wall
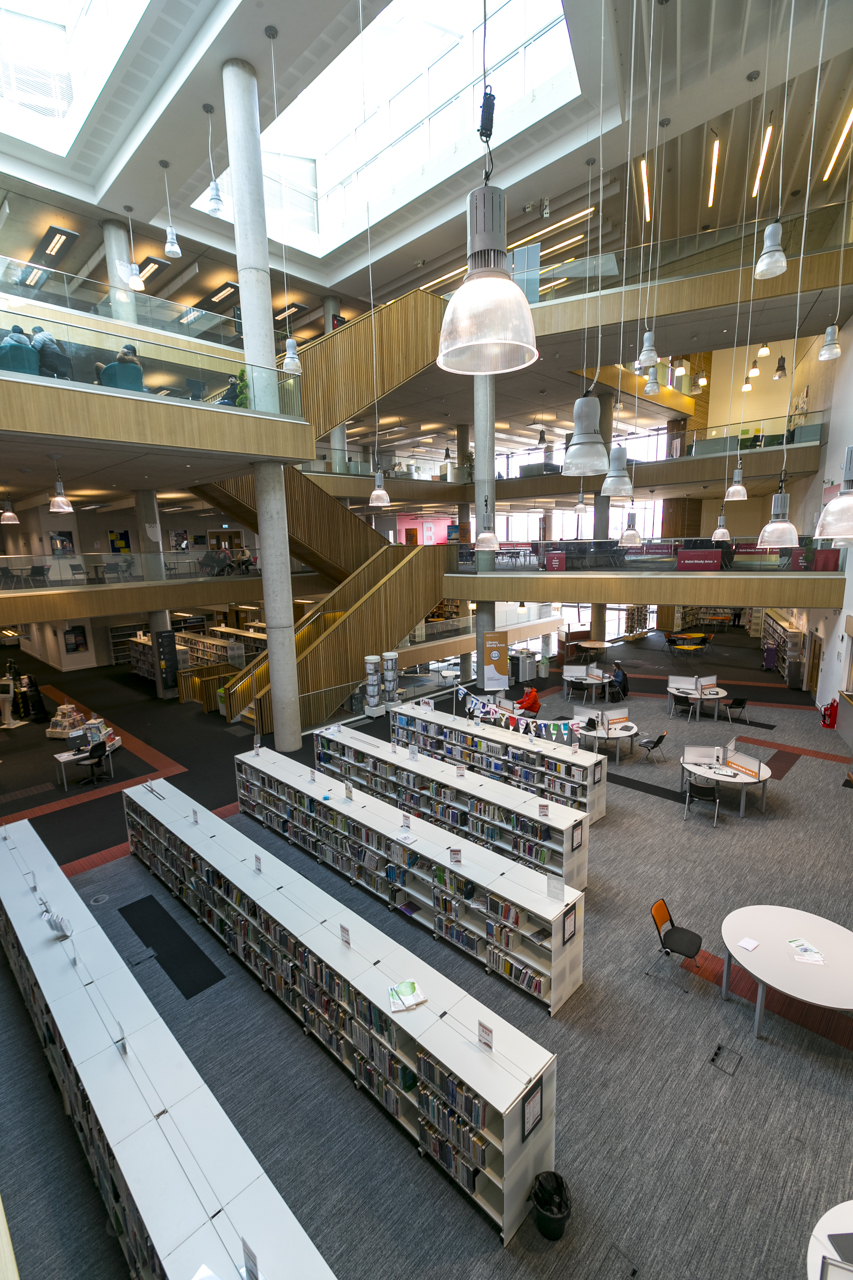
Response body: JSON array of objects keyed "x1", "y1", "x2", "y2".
[{"x1": 19, "y1": 617, "x2": 98, "y2": 672}]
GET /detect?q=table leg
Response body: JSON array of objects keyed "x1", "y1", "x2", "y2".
[
  {"x1": 714, "y1": 699, "x2": 719, "y2": 722},
  {"x1": 680, "y1": 763, "x2": 685, "y2": 791},
  {"x1": 740, "y1": 784, "x2": 747, "y2": 818},
  {"x1": 616, "y1": 739, "x2": 620, "y2": 766},
  {"x1": 761, "y1": 779, "x2": 767, "y2": 813},
  {"x1": 722, "y1": 950, "x2": 732, "y2": 1000},
  {"x1": 108, "y1": 751, "x2": 114, "y2": 780},
  {"x1": 754, "y1": 980, "x2": 767, "y2": 1037}
]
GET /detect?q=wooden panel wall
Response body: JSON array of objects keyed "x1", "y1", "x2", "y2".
[{"x1": 661, "y1": 497, "x2": 703, "y2": 538}]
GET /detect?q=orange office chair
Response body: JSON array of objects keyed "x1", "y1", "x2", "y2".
[{"x1": 651, "y1": 898, "x2": 702, "y2": 969}]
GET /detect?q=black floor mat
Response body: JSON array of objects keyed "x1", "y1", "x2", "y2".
[
  {"x1": 118, "y1": 896, "x2": 226, "y2": 998},
  {"x1": 607, "y1": 771, "x2": 684, "y2": 804}
]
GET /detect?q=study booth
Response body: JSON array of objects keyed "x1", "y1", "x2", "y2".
[
  {"x1": 667, "y1": 674, "x2": 728, "y2": 721},
  {"x1": 562, "y1": 663, "x2": 613, "y2": 702},
  {"x1": 680, "y1": 739, "x2": 771, "y2": 818},
  {"x1": 570, "y1": 705, "x2": 640, "y2": 765}
]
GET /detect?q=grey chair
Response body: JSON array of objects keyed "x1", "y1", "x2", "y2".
[
  {"x1": 683, "y1": 779, "x2": 720, "y2": 827},
  {"x1": 724, "y1": 697, "x2": 750, "y2": 725},
  {"x1": 74, "y1": 740, "x2": 108, "y2": 787},
  {"x1": 69, "y1": 562, "x2": 86, "y2": 583},
  {"x1": 0, "y1": 565, "x2": 20, "y2": 590},
  {"x1": 24, "y1": 565, "x2": 51, "y2": 588},
  {"x1": 638, "y1": 731, "x2": 666, "y2": 763},
  {"x1": 670, "y1": 692, "x2": 696, "y2": 723}
]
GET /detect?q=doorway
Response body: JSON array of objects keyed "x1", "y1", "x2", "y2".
[
  {"x1": 208, "y1": 530, "x2": 243, "y2": 551},
  {"x1": 807, "y1": 632, "x2": 822, "y2": 696}
]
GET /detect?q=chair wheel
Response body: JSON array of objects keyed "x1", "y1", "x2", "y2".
[
  {"x1": 303, "y1": 1025, "x2": 309, "y2": 1036},
  {"x1": 485, "y1": 966, "x2": 491, "y2": 975},
  {"x1": 664, "y1": 948, "x2": 671, "y2": 957}
]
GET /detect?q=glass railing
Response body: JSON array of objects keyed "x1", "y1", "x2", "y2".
[
  {"x1": 300, "y1": 447, "x2": 453, "y2": 480},
  {"x1": 0, "y1": 255, "x2": 293, "y2": 356},
  {"x1": 691, "y1": 413, "x2": 824, "y2": 457},
  {"x1": 0, "y1": 551, "x2": 262, "y2": 592},
  {"x1": 0, "y1": 305, "x2": 302, "y2": 418},
  {"x1": 455, "y1": 537, "x2": 847, "y2": 574}
]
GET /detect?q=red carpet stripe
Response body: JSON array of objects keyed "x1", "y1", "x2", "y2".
[
  {"x1": 735, "y1": 735, "x2": 852, "y2": 764},
  {"x1": 63, "y1": 842, "x2": 130, "y2": 878}
]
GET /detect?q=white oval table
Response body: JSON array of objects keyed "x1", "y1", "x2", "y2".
[
  {"x1": 680, "y1": 757, "x2": 771, "y2": 817},
  {"x1": 562, "y1": 673, "x2": 613, "y2": 702},
  {"x1": 574, "y1": 721, "x2": 639, "y2": 765},
  {"x1": 667, "y1": 685, "x2": 728, "y2": 721},
  {"x1": 807, "y1": 1199, "x2": 853, "y2": 1279},
  {"x1": 721, "y1": 905, "x2": 853, "y2": 1038}
]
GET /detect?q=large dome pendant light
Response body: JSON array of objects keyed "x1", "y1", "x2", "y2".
[
  {"x1": 725, "y1": 465, "x2": 748, "y2": 501},
  {"x1": 0, "y1": 490, "x2": 18, "y2": 525},
  {"x1": 282, "y1": 338, "x2": 302, "y2": 375},
  {"x1": 754, "y1": 219, "x2": 787, "y2": 280},
  {"x1": 369, "y1": 471, "x2": 390, "y2": 508},
  {"x1": 639, "y1": 330, "x2": 659, "y2": 368},
  {"x1": 159, "y1": 160, "x2": 181, "y2": 259},
  {"x1": 815, "y1": 445, "x2": 853, "y2": 544},
  {"x1": 711, "y1": 508, "x2": 731, "y2": 542},
  {"x1": 475, "y1": 494, "x2": 500, "y2": 552},
  {"x1": 619, "y1": 510, "x2": 642, "y2": 547},
  {"x1": 757, "y1": 475, "x2": 799, "y2": 548},
  {"x1": 562, "y1": 394, "x2": 609, "y2": 475},
  {"x1": 601, "y1": 445, "x2": 633, "y2": 498}
]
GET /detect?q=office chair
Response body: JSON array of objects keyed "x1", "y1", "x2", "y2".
[
  {"x1": 670, "y1": 692, "x2": 696, "y2": 723},
  {"x1": 651, "y1": 898, "x2": 702, "y2": 967},
  {"x1": 69, "y1": 563, "x2": 86, "y2": 583},
  {"x1": 724, "y1": 697, "x2": 750, "y2": 725},
  {"x1": 74, "y1": 740, "x2": 108, "y2": 787},
  {"x1": 638, "y1": 731, "x2": 666, "y2": 763},
  {"x1": 570, "y1": 679, "x2": 589, "y2": 704},
  {"x1": 683, "y1": 779, "x2": 720, "y2": 827},
  {"x1": 23, "y1": 565, "x2": 51, "y2": 589}
]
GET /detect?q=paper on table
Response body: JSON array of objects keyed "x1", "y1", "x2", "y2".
[
  {"x1": 389, "y1": 980, "x2": 427, "y2": 1012},
  {"x1": 738, "y1": 937, "x2": 760, "y2": 951},
  {"x1": 788, "y1": 937, "x2": 823, "y2": 958},
  {"x1": 793, "y1": 953, "x2": 825, "y2": 965}
]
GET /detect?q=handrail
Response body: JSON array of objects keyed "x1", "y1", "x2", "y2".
[{"x1": 0, "y1": 1192, "x2": 20, "y2": 1280}]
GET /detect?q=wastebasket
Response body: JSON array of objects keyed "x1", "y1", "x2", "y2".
[
  {"x1": 538, "y1": 658, "x2": 550, "y2": 679},
  {"x1": 531, "y1": 1171, "x2": 571, "y2": 1240}
]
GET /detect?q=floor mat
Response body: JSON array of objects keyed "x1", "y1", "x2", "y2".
[
  {"x1": 607, "y1": 771, "x2": 684, "y2": 804},
  {"x1": 118, "y1": 896, "x2": 226, "y2": 999}
]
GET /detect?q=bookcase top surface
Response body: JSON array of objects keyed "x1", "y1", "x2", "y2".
[{"x1": 398, "y1": 704, "x2": 603, "y2": 767}]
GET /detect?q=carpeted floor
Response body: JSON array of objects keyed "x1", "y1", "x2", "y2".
[{"x1": 2, "y1": 631, "x2": 852, "y2": 1280}]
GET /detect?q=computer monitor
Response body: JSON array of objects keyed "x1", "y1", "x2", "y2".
[
  {"x1": 0, "y1": 678, "x2": 13, "y2": 698},
  {"x1": 821, "y1": 1257, "x2": 853, "y2": 1278}
]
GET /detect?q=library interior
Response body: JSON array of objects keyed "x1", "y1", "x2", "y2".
[{"x1": 3, "y1": 1, "x2": 853, "y2": 1278}]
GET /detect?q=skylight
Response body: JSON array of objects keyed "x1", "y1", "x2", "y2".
[
  {"x1": 0, "y1": 0, "x2": 150, "y2": 155},
  {"x1": 195, "y1": 0, "x2": 579, "y2": 256}
]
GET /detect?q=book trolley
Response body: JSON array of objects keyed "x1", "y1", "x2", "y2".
[
  {"x1": 313, "y1": 725, "x2": 589, "y2": 889},
  {"x1": 124, "y1": 776, "x2": 557, "y2": 1243},
  {"x1": 391, "y1": 702, "x2": 608, "y2": 825},
  {"x1": 237, "y1": 747, "x2": 584, "y2": 1014},
  {"x1": 0, "y1": 820, "x2": 336, "y2": 1280}
]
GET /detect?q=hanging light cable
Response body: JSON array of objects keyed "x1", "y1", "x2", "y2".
[
  {"x1": 755, "y1": 3, "x2": 796, "y2": 279},
  {"x1": 49, "y1": 457, "x2": 72, "y2": 513},
  {"x1": 819, "y1": 141, "x2": 851, "y2": 360},
  {"x1": 204, "y1": 105, "x2": 223, "y2": 217},
  {"x1": 638, "y1": 0, "x2": 659, "y2": 371},
  {"x1": 614, "y1": 0, "x2": 638, "y2": 428},
  {"x1": 122, "y1": 206, "x2": 144, "y2": 292},
  {"x1": 589, "y1": 0, "x2": 606, "y2": 396},
  {"x1": 159, "y1": 161, "x2": 181, "y2": 259},
  {"x1": 268, "y1": 29, "x2": 302, "y2": 377}
]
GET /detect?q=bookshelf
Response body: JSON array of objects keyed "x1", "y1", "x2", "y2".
[
  {"x1": 125, "y1": 775, "x2": 557, "y2": 1243},
  {"x1": 744, "y1": 607, "x2": 764, "y2": 638},
  {"x1": 0, "y1": 819, "x2": 337, "y2": 1280},
  {"x1": 130, "y1": 635, "x2": 190, "y2": 681},
  {"x1": 761, "y1": 608, "x2": 804, "y2": 681},
  {"x1": 313, "y1": 725, "x2": 588, "y2": 889},
  {"x1": 173, "y1": 631, "x2": 246, "y2": 668},
  {"x1": 390, "y1": 703, "x2": 607, "y2": 825},
  {"x1": 210, "y1": 626, "x2": 267, "y2": 658},
  {"x1": 109, "y1": 622, "x2": 143, "y2": 665},
  {"x1": 237, "y1": 748, "x2": 584, "y2": 1014}
]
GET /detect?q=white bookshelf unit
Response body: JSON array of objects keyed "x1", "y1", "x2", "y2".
[
  {"x1": 210, "y1": 626, "x2": 267, "y2": 658},
  {"x1": 130, "y1": 635, "x2": 190, "y2": 681},
  {"x1": 314, "y1": 725, "x2": 588, "y2": 889},
  {"x1": 0, "y1": 820, "x2": 337, "y2": 1280},
  {"x1": 391, "y1": 703, "x2": 607, "y2": 825},
  {"x1": 237, "y1": 748, "x2": 584, "y2": 1015},
  {"x1": 761, "y1": 608, "x2": 804, "y2": 682},
  {"x1": 173, "y1": 631, "x2": 245, "y2": 668},
  {"x1": 125, "y1": 777, "x2": 557, "y2": 1243}
]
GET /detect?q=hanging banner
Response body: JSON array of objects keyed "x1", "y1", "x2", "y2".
[{"x1": 483, "y1": 631, "x2": 509, "y2": 690}]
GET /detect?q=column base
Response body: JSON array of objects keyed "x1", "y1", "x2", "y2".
[{"x1": 364, "y1": 704, "x2": 386, "y2": 718}]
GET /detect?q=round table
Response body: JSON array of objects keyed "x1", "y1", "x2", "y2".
[
  {"x1": 807, "y1": 1199, "x2": 853, "y2": 1279},
  {"x1": 574, "y1": 720, "x2": 638, "y2": 765},
  {"x1": 680, "y1": 757, "x2": 771, "y2": 817},
  {"x1": 722, "y1": 906, "x2": 853, "y2": 1039},
  {"x1": 667, "y1": 685, "x2": 728, "y2": 721},
  {"x1": 562, "y1": 673, "x2": 612, "y2": 702}
]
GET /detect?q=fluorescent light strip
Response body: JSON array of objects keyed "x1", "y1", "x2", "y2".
[
  {"x1": 211, "y1": 286, "x2": 235, "y2": 303},
  {"x1": 139, "y1": 263, "x2": 159, "y2": 281},
  {"x1": 507, "y1": 207, "x2": 594, "y2": 250},
  {"x1": 24, "y1": 268, "x2": 43, "y2": 286},
  {"x1": 708, "y1": 138, "x2": 720, "y2": 207},
  {"x1": 540, "y1": 234, "x2": 584, "y2": 259},
  {"x1": 752, "y1": 125, "x2": 773, "y2": 198},
  {"x1": 420, "y1": 265, "x2": 467, "y2": 291},
  {"x1": 823, "y1": 106, "x2": 853, "y2": 180},
  {"x1": 640, "y1": 160, "x2": 651, "y2": 222},
  {"x1": 45, "y1": 234, "x2": 66, "y2": 255},
  {"x1": 539, "y1": 278, "x2": 568, "y2": 292}
]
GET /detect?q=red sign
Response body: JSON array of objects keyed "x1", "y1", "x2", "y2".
[
  {"x1": 676, "y1": 548, "x2": 722, "y2": 571},
  {"x1": 812, "y1": 548, "x2": 840, "y2": 572},
  {"x1": 545, "y1": 552, "x2": 565, "y2": 571}
]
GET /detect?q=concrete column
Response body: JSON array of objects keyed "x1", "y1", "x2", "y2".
[
  {"x1": 323, "y1": 296, "x2": 342, "y2": 334},
  {"x1": 102, "y1": 220, "x2": 137, "y2": 324},
  {"x1": 474, "y1": 375, "x2": 496, "y2": 573},
  {"x1": 475, "y1": 600, "x2": 496, "y2": 691},
  {"x1": 540, "y1": 601, "x2": 554, "y2": 660},
  {"x1": 458, "y1": 596, "x2": 473, "y2": 682},
  {"x1": 543, "y1": 510, "x2": 554, "y2": 540},
  {"x1": 221, "y1": 58, "x2": 278, "y2": 413},
  {"x1": 254, "y1": 460, "x2": 301, "y2": 751},
  {"x1": 455, "y1": 422, "x2": 471, "y2": 536},
  {"x1": 134, "y1": 490, "x2": 165, "y2": 581},
  {"x1": 328, "y1": 422, "x2": 348, "y2": 474},
  {"x1": 590, "y1": 603, "x2": 606, "y2": 641}
]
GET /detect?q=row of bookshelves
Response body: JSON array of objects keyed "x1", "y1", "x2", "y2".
[
  {"x1": 390, "y1": 703, "x2": 607, "y2": 825},
  {"x1": 124, "y1": 777, "x2": 557, "y2": 1243},
  {"x1": 761, "y1": 608, "x2": 804, "y2": 681},
  {"x1": 236, "y1": 748, "x2": 583, "y2": 1014},
  {"x1": 173, "y1": 631, "x2": 247, "y2": 669},
  {"x1": 0, "y1": 820, "x2": 336, "y2": 1280},
  {"x1": 130, "y1": 635, "x2": 190, "y2": 681},
  {"x1": 313, "y1": 724, "x2": 588, "y2": 889},
  {"x1": 210, "y1": 625, "x2": 267, "y2": 657}
]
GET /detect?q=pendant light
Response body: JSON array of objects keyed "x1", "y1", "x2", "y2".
[
  {"x1": 49, "y1": 460, "x2": 72, "y2": 514},
  {"x1": 369, "y1": 471, "x2": 390, "y2": 508},
  {"x1": 601, "y1": 445, "x2": 633, "y2": 498},
  {"x1": 619, "y1": 510, "x2": 642, "y2": 546},
  {"x1": 773, "y1": 355, "x2": 787, "y2": 379},
  {"x1": 562, "y1": 395, "x2": 609, "y2": 475},
  {"x1": 815, "y1": 445, "x2": 853, "y2": 543},
  {"x1": 518, "y1": 601, "x2": 527, "y2": 616},
  {"x1": 638, "y1": 329, "x2": 659, "y2": 367},
  {"x1": 710, "y1": 509, "x2": 730, "y2": 542},
  {"x1": 819, "y1": 325, "x2": 841, "y2": 361},
  {"x1": 757, "y1": 475, "x2": 798, "y2": 548},
  {"x1": 690, "y1": 374, "x2": 703, "y2": 394},
  {"x1": 575, "y1": 491, "x2": 589, "y2": 514},
  {"x1": 757, "y1": 341, "x2": 770, "y2": 357},
  {"x1": 819, "y1": 135, "x2": 851, "y2": 365},
  {"x1": 698, "y1": 370, "x2": 708, "y2": 386},
  {"x1": 754, "y1": 219, "x2": 787, "y2": 279},
  {"x1": 644, "y1": 370, "x2": 660, "y2": 396},
  {"x1": 444, "y1": 446, "x2": 451, "y2": 461},
  {"x1": 282, "y1": 338, "x2": 302, "y2": 375},
  {"x1": 203, "y1": 105, "x2": 223, "y2": 217},
  {"x1": 748, "y1": 356, "x2": 760, "y2": 377},
  {"x1": 537, "y1": 428, "x2": 547, "y2": 447},
  {"x1": 159, "y1": 160, "x2": 181, "y2": 259},
  {"x1": 674, "y1": 357, "x2": 686, "y2": 377},
  {"x1": 475, "y1": 494, "x2": 500, "y2": 551},
  {"x1": 725, "y1": 465, "x2": 748, "y2": 501},
  {"x1": 0, "y1": 491, "x2": 18, "y2": 524},
  {"x1": 122, "y1": 206, "x2": 144, "y2": 292},
  {"x1": 740, "y1": 378, "x2": 753, "y2": 393}
]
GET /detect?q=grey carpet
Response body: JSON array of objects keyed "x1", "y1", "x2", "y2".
[{"x1": 3, "y1": 694, "x2": 852, "y2": 1280}]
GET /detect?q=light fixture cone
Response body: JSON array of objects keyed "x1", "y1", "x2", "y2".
[
  {"x1": 690, "y1": 375, "x2": 702, "y2": 394},
  {"x1": 537, "y1": 429, "x2": 546, "y2": 446},
  {"x1": 282, "y1": 337, "x2": 302, "y2": 375},
  {"x1": 619, "y1": 511, "x2": 642, "y2": 546},
  {"x1": 725, "y1": 465, "x2": 747, "y2": 501},
  {"x1": 711, "y1": 515, "x2": 730, "y2": 542},
  {"x1": 127, "y1": 264, "x2": 145, "y2": 292},
  {"x1": 757, "y1": 490, "x2": 798, "y2": 548},
  {"x1": 674, "y1": 358, "x2": 686, "y2": 376},
  {"x1": 749, "y1": 362, "x2": 760, "y2": 377},
  {"x1": 639, "y1": 329, "x2": 659, "y2": 368},
  {"x1": 754, "y1": 219, "x2": 787, "y2": 280},
  {"x1": 819, "y1": 324, "x2": 841, "y2": 361},
  {"x1": 773, "y1": 355, "x2": 787, "y2": 380},
  {"x1": 698, "y1": 371, "x2": 708, "y2": 386},
  {"x1": 757, "y1": 342, "x2": 770, "y2": 357},
  {"x1": 741, "y1": 380, "x2": 753, "y2": 392},
  {"x1": 643, "y1": 373, "x2": 660, "y2": 396},
  {"x1": 444, "y1": 447, "x2": 451, "y2": 460},
  {"x1": 0, "y1": 501, "x2": 19, "y2": 525},
  {"x1": 164, "y1": 226, "x2": 181, "y2": 259},
  {"x1": 207, "y1": 179, "x2": 223, "y2": 217},
  {"x1": 562, "y1": 395, "x2": 609, "y2": 475},
  {"x1": 369, "y1": 473, "x2": 390, "y2": 508},
  {"x1": 601, "y1": 444, "x2": 633, "y2": 497},
  {"x1": 815, "y1": 446, "x2": 853, "y2": 540},
  {"x1": 475, "y1": 529, "x2": 500, "y2": 551}
]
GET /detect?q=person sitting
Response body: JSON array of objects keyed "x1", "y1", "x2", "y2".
[
  {"x1": 218, "y1": 374, "x2": 239, "y2": 405},
  {"x1": 516, "y1": 686, "x2": 541, "y2": 717},
  {"x1": 1, "y1": 324, "x2": 30, "y2": 346},
  {"x1": 31, "y1": 325, "x2": 71, "y2": 378},
  {"x1": 609, "y1": 660, "x2": 629, "y2": 700},
  {"x1": 118, "y1": 343, "x2": 143, "y2": 367}
]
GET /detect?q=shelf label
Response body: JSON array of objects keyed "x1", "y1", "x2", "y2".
[
  {"x1": 254, "y1": 854, "x2": 262, "y2": 874},
  {"x1": 478, "y1": 1020, "x2": 493, "y2": 1052},
  {"x1": 539, "y1": 802, "x2": 548, "y2": 818},
  {"x1": 253, "y1": 733, "x2": 261, "y2": 756},
  {"x1": 402, "y1": 813, "x2": 411, "y2": 830},
  {"x1": 450, "y1": 847, "x2": 461, "y2": 864},
  {"x1": 421, "y1": 698, "x2": 435, "y2": 711},
  {"x1": 391, "y1": 741, "x2": 397, "y2": 753},
  {"x1": 571, "y1": 742, "x2": 579, "y2": 755},
  {"x1": 242, "y1": 1238, "x2": 260, "y2": 1280},
  {"x1": 340, "y1": 923, "x2": 351, "y2": 947},
  {"x1": 409, "y1": 745, "x2": 418, "y2": 760},
  {"x1": 345, "y1": 781, "x2": 353, "y2": 802},
  {"x1": 547, "y1": 873, "x2": 563, "y2": 901},
  {"x1": 309, "y1": 769, "x2": 315, "y2": 783},
  {"x1": 456, "y1": 765, "x2": 465, "y2": 778},
  {"x1": 192, "y1": 809, "x2": 198, "y2": 824}
]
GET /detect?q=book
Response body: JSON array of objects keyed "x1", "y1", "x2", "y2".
[{"x1": 389, "y1": 979, "x2": 427, "y2": 1012}]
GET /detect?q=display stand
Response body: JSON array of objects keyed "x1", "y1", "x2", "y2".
[
  {"x1": 391, "y1": 703, "x2": 607, "y2": 825},
  {"x1": 314, "y1": 725, "x2": 588, "y2": 888},
  {"x1": 0, "y1": 819, "x2": 337, "y2": 1280},
  {"x1": 125, "y1": 777, "x2": 557, "y2": 1244}
]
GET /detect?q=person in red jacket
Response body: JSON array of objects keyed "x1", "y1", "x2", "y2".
[{"x1": 517, "y1": 686, "x2": 541, "y2": 717}]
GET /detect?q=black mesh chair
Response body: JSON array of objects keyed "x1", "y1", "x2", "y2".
[
  {"x1": 724, "y1": 697, "x2": 750, "y2": 725},
  {"x1": 24, "y1": 565, "x2": 51, "y2": 588},
  {"x1": 651, "y1": 898, "x2": 702, "y2": 967},
  {"x1": 638, "y1": 731, "x2": 666, "y2": 763},
  {"x1": 74, "y1": 740, "x2": 108, "y2": 787},
  {"x1": 570, "y1": 679, "x2": 589, "y2": 704},
  {"x1": 683, "y1": 779, "x2": 720, "y2": 827},
  {"x1": 670, "y1": 692, "x2": 696, "y2": 723}
]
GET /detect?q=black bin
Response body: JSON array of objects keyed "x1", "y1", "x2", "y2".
[{"x1": 531, "y1": 1172, "x2": 572, "y2": 1240}]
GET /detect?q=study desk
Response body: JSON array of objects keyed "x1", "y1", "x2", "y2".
[
  {"x1": 562, "y1": 673, "x2": 612, "y2": 701},
  {"x1": 667, "y1": 685, "x2": 728, "y2": 720},
  {"x1": 573, "y1": 720, "x2": 639, "y2": 765},
  {"x1": 54, "y1": 739, "x2": 121, "y2": 791},
  {"x1": 807, "y1": 1199, "x2": 853, "y2": 1280},
  {"x1": 679, "y1": 756, "x2": 771, "y2": 817},
  {"x1": 721, "y1": 905, "x2": 853, "y2": 1038}
]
